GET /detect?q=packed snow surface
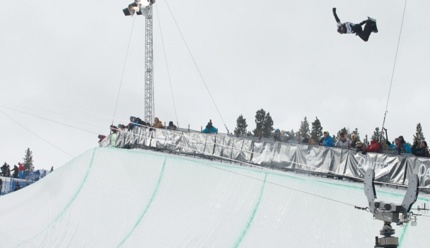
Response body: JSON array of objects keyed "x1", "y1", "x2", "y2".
[{"x1": 0, "y1": 147, "x2": 429, "y2": 248}]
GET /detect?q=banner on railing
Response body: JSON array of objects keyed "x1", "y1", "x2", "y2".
[{"x1": 100, "y1": 127, "x2": 430, "y2": 189}]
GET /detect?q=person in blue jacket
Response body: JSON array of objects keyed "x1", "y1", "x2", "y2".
[
  {"x1": 202, "y1": 120, "x2": 217, "y2": 134},
  {"x1": 384, "y1": 129, "x2": 411, "y2": 155},
  {"x1": 322, "y1": 131, "x2": 334, "y2": 147},
  {"x1": 387, "y1": 136, "x2": 411, "y2": 155}
]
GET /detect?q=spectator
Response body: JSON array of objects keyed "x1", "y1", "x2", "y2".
[
  {"x1": 166, "y1": 121, "x2": 177, "y2": 130},
  {"x1": 335, "y1": 132, "x2": 350, "y2": 149},
  {"x1": 0, "y1": 177, "x2": 2, "y2": 195},
  {"x1": 1, "y1": 162, "x2": 7, "y2": 177},
  {"x1": 11, "y1": 165, "x2": 19, "y2": 178},
  {"x1": 384, "y1": 129, "x2": 411, "y2": 155},
  {"x1": 14, "y1": 182, "x2": 20, "y2": 191},
  {"x1": 412, "y1": 140, "x2": 429, "y2": 157},
  {"x1": 322, "y1": 131, "x2": 334, "y2": 147},
  {"x1": 274, "y1": 129, "x2": 281, "y2": 142},
  {"x1": 362, "y1": 135, "x2": 382, "y2": 154},
  {"x1": 5, "y1": 164, "x2": 10, "y2": 177},
  {"x1": 398, "y1": 136, "x2": 412, "y2": 153},
  {"x1": 110, "y1": 125, "x2": 119, "y2": 133},
  {"x1": 386, "y1": 136, "x2": 411, "y2": 155},
  {"x1": 110, "y1": 125, "x2": 119, "y2": 147},
  {"x1": 98, "y1": 134, "x2": 106, "y2": 143},
  {"x1": 308, "y1": 137, "x2": 315, "y2": 145},
  {"x1": 355, "y1": 140, "x2": 363, "y2": 151},
  {"x1": 127, "y1": 116, "x2": 138, "y2": 131},
  {"x1": 18, "y1": 162, "x2": 24, "y2": 179},
  {"x1": 152, "y1": 117, "x2": 164, "y2": 129},
  {"x1": 350, "y1": 134, "x2": 360, "y2": 149},
  {"x1": 387, "y1": 138, "x2": 401, "y2": 154},
  {"x1": 202, "y1": 120, "x2": 218, "y2": 134},
  {"x1": 118, "y1": 124, "x2": 126, "y2": 131},
  {"x1": 135, "y1": 117, "x2": 147, "y2": 127}
]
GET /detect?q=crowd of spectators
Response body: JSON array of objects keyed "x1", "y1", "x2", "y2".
[
  {"x1": 1, "y1": 162, "x2": 26, "y2": 179},
  {"x1": 98, "y1": 117, "x2": 219, "y2": 145},
  {"x1": 99, "y1": 116, "x2": 429, "y2": 158},
  {"x1": 1, "y1": 162, "x2": 26, "y2": 196},
  {"x1": 273, "y1": 128, "x2": 428, "y2": 157},
  {"x1": 99, "y1": 116, "x2": 179, "y2": 146}
]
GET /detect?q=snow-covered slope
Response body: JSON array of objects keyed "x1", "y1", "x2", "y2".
[{"x1": 0, "y1": 147, "x2": 428, "y2": 247}]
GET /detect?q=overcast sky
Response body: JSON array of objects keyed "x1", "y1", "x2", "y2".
[{"x1": 1, "y1": 0, "x2": 429, "y2": 170}]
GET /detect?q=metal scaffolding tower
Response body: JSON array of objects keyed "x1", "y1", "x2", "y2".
[
  {"x1": 123, "y1": 0, "x2": 155, "y2": 124},
  {"x1": 143, "y1": 5, "x2": 154, "y2": 124}
]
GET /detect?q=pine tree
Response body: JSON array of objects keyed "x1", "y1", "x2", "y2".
[
  {"x1": 253, "y1": 109, "x2": 266, "y2": 138},
  {"x1": 351, "y1": 128, "x2": 360, "y2": 141},
  {"x1": 262, "y1": 113, "x2": 274, "y2": 138},
  {"x1": 337, "y1": 127, "x2": 349, "y2": 136},
  {"x1": 23, "y1": 148, "x2": 34, "y2": 172},
  {"x1": 298, "y1": 117, "x2": 310, "y2": 140},
  {"x1": 413, "y1": 123, "x2": 426, "y2": 144},
  {"x1": 290, "y1": 130, "x2": 297, "y2": 141},
  {"x1": 311, "y1": 117, "x2": 323, "y2": 143},
  {"x1": 252, "y1": 109, "x2": 274, "y2": 138},
  {"x1": 373, "y1": 127, "x2": 382, "y2": 140},
  {"x1": 234, "y1": 114, "x2": 248, "y2": 137}
]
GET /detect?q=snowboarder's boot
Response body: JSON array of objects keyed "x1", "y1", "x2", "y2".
[{"x1": 372, "y1": 24, "x2": 378, "y2": 33}]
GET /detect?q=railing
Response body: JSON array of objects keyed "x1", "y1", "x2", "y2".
[
  {"x1": 100, "y1": 126, "x2": 430, "y2": 191},
  {"x1": 0, "y1": 170, "x2": 49, "y2": 196}
]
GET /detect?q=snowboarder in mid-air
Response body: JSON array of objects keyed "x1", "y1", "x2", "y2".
[{"x1": 332, "y1": 8, "x2": 378, "y2": 42}]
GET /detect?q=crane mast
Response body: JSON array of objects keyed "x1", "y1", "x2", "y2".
[
  {"x1": 123, "y1": 0, "x2": 155, "y2": 124},
  {"x1": 144, "y1": 5, "x2": 154, "y2": 125}
]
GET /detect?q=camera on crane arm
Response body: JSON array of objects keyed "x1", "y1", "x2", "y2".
[{"x1": 363, "y1": 169, "x2": 420, "y2": 248}]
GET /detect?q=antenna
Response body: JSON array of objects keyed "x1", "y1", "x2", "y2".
[{"x1": 123, "y1": 0, "x2": 155, "y2": 125}]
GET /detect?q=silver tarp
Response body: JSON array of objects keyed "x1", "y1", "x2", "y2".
[{"x1": 99, "y1": 127, "x2": 430, "y2": 189}]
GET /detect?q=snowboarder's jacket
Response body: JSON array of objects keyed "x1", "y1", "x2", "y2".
[{"x1": 337, "y1": 22, "x2": 356, "y2": 34}]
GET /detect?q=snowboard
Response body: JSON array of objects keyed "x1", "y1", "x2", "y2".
[{"x1": 367, "y1": 17, "x2": 378, "y2": 33}]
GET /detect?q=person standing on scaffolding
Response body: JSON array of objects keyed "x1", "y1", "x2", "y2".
[{"x1": 332, "y1": 8, "x2": 378, "y2": 42}]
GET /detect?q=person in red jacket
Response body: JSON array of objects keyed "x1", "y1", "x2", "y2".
[
  {"x1": 362, "y1": 135, "x2": 382, "y2": 154},
  {"x1": 18, "y1": 162, "x2": 24, "y2": 179}
]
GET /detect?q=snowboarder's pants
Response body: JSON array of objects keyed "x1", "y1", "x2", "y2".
[{"x1": 353, "y1": 22, "x2": 374, "y2": 42}]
